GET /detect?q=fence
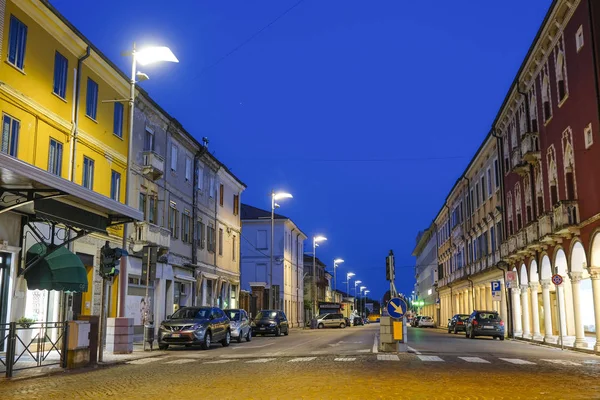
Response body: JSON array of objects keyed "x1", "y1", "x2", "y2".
[{"x1": 0, "y1": 321, "x2": 68, "y2": 378}]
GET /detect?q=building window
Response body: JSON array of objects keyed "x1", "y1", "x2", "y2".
[
  {"x1": 1, "y1": 114, "x2": 19, "y2": 157},
  {"x1": 144, "y1": 127, "x2": 154, "y2": 151},
  {"x1": 185, "y1": 157, "x2": 192, "y2": 182},
  {"x1": 576, "y1": 25, "x2": 584, "y2": 52},
  {"x1": 494, "y1": 159, "x2": 499, "y2": 188},
  {"x1": 197, "y1": 220, "x2": 205, "y2": 249},
  {"x1": 139, "y1": 193, "x2": 147, "y2": 219},
  {"x1": 490, "y1": 226, "x2": 496, "y2": 252},
  {"x1": 53, "y1": 51, "x2": 68, "y2": 99},
  {"x1": 480, "y1": 176, "x2": 485, "y2": 204},
  {"x1": 232, "y1": 235, "x2": 237, "y2": 261},
  {"x1": 48, "y1": 138, "x2": 63, "y2": 176},
  {"x1": 149, "y1": 195, "x2": 157, "y2": 224},
  {"x1": 209, "y1": 177, "x2": 215, "y2": 198},
  {"x1": 487, "y1": 168, "x2": 492, "y2": 197},
  {"x1": 86, "y1": 78, "x2": 98, "y2": 120},
  {"x1": 8, "y1": 15, "x2": 27, "y2": 70},
  {"x1": 182, "y1": 212, "x2": 192, "y2": 243},
  {"x1": 110, "y1": 170, "x2": 121, "y2": 201},
  {"x1": 171, "y1": 144, "x2": 178, "y2": 171},
  {"x1": 470, "y1": 188, "x2": 474, "y2": 214},
  {"x1": 555, "y1": 39, "x2": 568, "y2": 103},
  {"x1": 475, "y1": 184, "x2": 480, "y2": 209},
  {"x1": 219, "y1": 184, "x2": 224, "y2": 207},
  {"x1": 257, "y1": 230, "x2": 268, "y2": 249},
  {"x1": 82, "y1": 157, "x2": 94, "y2": 189},
  {"x1": 113, "y1": 103, "x2": 124, "y2": 138},
  {"x1": 541, "y1": 65, "x2": 552, "y2": 122},
  {"x1": 585, "y1": 123, "x2": 593, "y2": 149},
  {"x1": 219, "y1": 228, "x2": 224, "y2": 256},
  {"x1": 233, "y1": 194, "x2": 239, "y2": 215},
  {"x1": 196, "y1": 167, "x2": 204, "y2": 190},
  {"x1": 208, "y1": 225, "x2": 216, "y2": 253},
  {"x1": 169, "y1": 201, "x2": 178, "y2": 238}
]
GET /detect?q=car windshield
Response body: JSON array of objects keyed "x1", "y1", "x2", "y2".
[
  {"x1": 170, "y1": 307, "x2": 210, "y2": 320},
  {"x1": 316, "y1": 314, "x2": 328, "y2": 319},
  {"x1": 256, "y1": 311, "x2": 277, "y2": 320},
  {"x1": 459, "y1": 315, "x2": 469, "y2": 321},
  {"x1": 478, "y1": 313, "x2": 499, "y2": 320},
  {"x1": 225, "y1": 310, "x2": 240, "y2": 321}
]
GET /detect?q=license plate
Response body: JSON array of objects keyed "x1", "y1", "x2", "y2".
[
  {"x1": 259, "y1": 327, "x2": 266, "y2": 330},
  {"x1": 171, "y1": 333, "x2": 181, "y2": 338},
  {"x1": 484, "y1": 325, "x2": 494, "y2": 329}
]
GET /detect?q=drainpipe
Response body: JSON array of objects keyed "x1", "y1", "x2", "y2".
[
  {"x1": 588, "y1": 0, "x2": 600, "y2": 124},
  {"x1": 69, "y1": 46, "x2": 91, "y2": 182},
  {"x1": 466, "y1": 276, "x2": 475, "y2": 311},
  {"x1": 213, "y1": 166, "x2": 222, "y2": 306},
  {"x1": 191, "y1": 148, "x2": 206, "y2": 306},
  {"x1": 517, "y1": 85, "x2": 538, "y2": 220},
  {"x1": 491, "y1": 129, "x2": 507, "y2": 242}
]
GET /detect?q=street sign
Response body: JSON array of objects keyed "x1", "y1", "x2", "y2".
[
  {"x1": 552, "y1": 274, "x2": 563, "y2": 286},
  {"x1": 387, "y1": 297, "x2": 407, "y2": 319},
  {"x1": 505, "y1": 271, "x2": 517, "y2": 289},
  {"x1": 491, "y1": 281, "x2": 501, "y2": 301}
]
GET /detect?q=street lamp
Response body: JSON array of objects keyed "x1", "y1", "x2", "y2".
[
  {"x1": 346, "y1": 272, "x2": 355, "y2": 301},
  {"x1": 333, "y1": 258, "x2": 344, "y2": 292},
  {"x1": 269, "y1": 191, "x2": 293, "y2": 310},
  {"x1": 119, "y1": 44, "x2": 178, "y2": 319},
  {"x1": 353, "y1": 280, "x2": 362, "y2": 313},
  {"x1": 312, "y1": 235, "x2": 327, "y2": 316},
  {"x1": 360, "y1": 286, "x2": 366, "y2": 315},
  {"x1": 364, "y1": 289, "x2": 370, "y2": 316}
]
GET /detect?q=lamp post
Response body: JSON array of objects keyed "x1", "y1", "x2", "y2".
[
  {"x1": 360, "y1": 286, "x2": 366, "y2": 316},
  {"x1": 346, "y1": 272, "x2": 354, "y2": 302},
  {"x1": 269, "y1": 191, "x2": 292, "y2": 310},
  {"x1": 353, "y1": 280, "x2": 362, "y2": 313},
  {"x1": 364, "y1": 289, "x2": 370, "y2": 316},
  {"x1": 312, "y1": 236, "x2": 327, "y2": 316},
  {"x1": 118, "y1": 47, "x2": 178, "y2": 313},
  {"x1": 333, "y1": 258, "x2": 344, "y2": 292}
]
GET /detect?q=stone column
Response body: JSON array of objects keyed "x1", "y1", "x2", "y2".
[
  {"x1": 557, "y1": 283, "x2": 568, "y2": 343},
  {"x1": 569, "y1": 271, "x2": 588, "y2": 348},
  {"x1": 455, "y1": 294, "x2": 460, "y2": 316},
  {"x1": 486, "y1": 286, "x2": 493, "y2": 311},
  {"x1": 201, "y1": 277, "x2": 207, "y2": 306},
  {"x1": 512, "y1": 287, "x2": 523, "y2": 337},
  {"x1": 500, "y1": 279, "x2": 508, "y2": 331},
  {"x1": 587, "y1": 267, "x2": 600, "y2": 352},
  {"x1": 521, "y1": 284, "x2": 532, "y2": 339},
  {"x1": 529, "y1": 282, "x2": 543, "y2": 341},
  {"x1": 468, "y1": 288, "x2": 474, "y2": 313},
  {"x1": 541, "y1": 280, "x2": 556, "y2": 343}
]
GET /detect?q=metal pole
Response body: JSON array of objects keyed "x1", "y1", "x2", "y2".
[
  {"x1": 556, "y1": 282, "x2": 564, "y2": 350},
  {"x1": 269, "y1": 191, "x2": 274, "y2": 310},
  {"x1": 98, "y1": 279, "x2": 106, "y2": 362},
  {"x1": 119, "y1": 44, "x2": 136, "y2": 318},
  {"x1": 312, "y1": 238, "x2": 316, "y2": 317},
  {"x1": 333, "y1": 262, "x2": 336, "y2": 292},
  {"x1": 143, "y1": 247, "x2": 151, "y2": 351}
]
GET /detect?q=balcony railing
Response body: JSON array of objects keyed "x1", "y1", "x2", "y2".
[
  {"x1": 142, "y1": 151, "x2": 165, "y2": 181},
  {"x1": 510, "y1": 147, "x2": 528, "y2": 175},
  {"x1": 552, "y1": 200, "x2": 579, "y2": 232},
  {"x1": 133, "y1": 221, "x2": 171, "y2": 251},
  {"x1": 508, "y1": 236, "x2": 517, "y2": 254},
  {"x1": 516, "y1": 230, "x2": 526, "y2": 250},
  {"x1": 525, "y1": 221, "x2": 539, "y2": 245},
  {"x1": 521, "y1": 131, "x2": 541, "y2": 164},
  {"x1": 539, "y1": 214, "x2": 553, "y2": 237}
]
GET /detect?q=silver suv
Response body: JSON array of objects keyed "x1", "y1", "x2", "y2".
[{"x1": 316, "y1": 313, "x2": 347, "y2": 329}]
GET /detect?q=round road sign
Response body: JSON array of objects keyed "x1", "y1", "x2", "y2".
[{"x1": 551, "y1": 274, "x2": 563, "y2": 286}]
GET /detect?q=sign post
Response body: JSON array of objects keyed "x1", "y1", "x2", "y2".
[
  {"x1": 387, "y1": 297, "x2": 408, "y2": 352},
  {"x1": 552, "y1": 274, "x2": 564, "y2": 350},
  {"x1": 491, "y1": 281, "x2": 501, "y2": 302}
]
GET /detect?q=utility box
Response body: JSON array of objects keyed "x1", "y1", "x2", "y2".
[{"x1": 66, "y1": 320, "x2": 91, "y2": 369}]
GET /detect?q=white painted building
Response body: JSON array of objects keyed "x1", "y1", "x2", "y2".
[{"x1": 240, "y1": 204, "x2": 306, "y2": 327}]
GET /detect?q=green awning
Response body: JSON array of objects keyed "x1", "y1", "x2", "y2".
[{"x1": 25, "y1": 243, "x2": 88, "y2": 292}]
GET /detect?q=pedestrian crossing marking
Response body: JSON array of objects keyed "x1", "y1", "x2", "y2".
[
  {"x1": 335, "y1": 358, "x2": 356, "y2": 362},
  {"x1": 417, "y1": 355, "x2": 444, "y2": 362},
  {"x1": 458, "y1": 357, "x2": 490, "y2": 364},
  {"x1": 165, "y1": 359, "x2": 197, "y2": 364},
  {"x1": 126, "y1": 357, "x2": 163, "y2": 365},
  {"x1": 541, "y1": 359, "x2": 582, "y2": 366},
  {"x1": 377, "y1": 354, "x2": 400, "y2": 361},
  {"x1": 289, "y1": 357, "x2": 316, "y2": 363},
  {"x1": 204, "y1": 359, "x2": 239, "y2": 364},
  {"x1": 246, "y1": 358, "x2": 276, "y2": 363},
  {"x1": 499, "y1": 358, "x2": 536, "y2": 365}
]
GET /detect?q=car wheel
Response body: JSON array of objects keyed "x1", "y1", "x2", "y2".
[
  {"x1": 201, "y1": 332, "x2": 212, "y2": 350},
  {"x1": 317, "y1": 323, "x2": 324, "y2": 329},
  {"x1": 500, "y1": 335, "x2": 505, "y2": 341},
  {"x1": 448, "y1": 328, "x2": 451, "y2": 333},
  {"x1": 246, "y1": 329, "x2": 252, "y2": 342},
  {"x1": 221, "y1": 330, "x2": 231, "y2": 347},
  {"x1": 453, "y1": 327, "x2": 457, "y2": 334},
  {"x1": 275, "y1": 326, "x2": 281, "y2": 337},
  {"x1": 470, "y1": 330, "x2": 475, "y2": 339},
  {"x1": 340, "y1": 323, "x2": 346, "y2": 329},
  {"x1": 237, "y1": 332, "x2": 243, "y2": 343},
  {"x1": 284, "y1": 327, "x2": 289, "y2": 336},
  {"x1": 158, "y1": 344, "x2": 169, "y2": 350}
]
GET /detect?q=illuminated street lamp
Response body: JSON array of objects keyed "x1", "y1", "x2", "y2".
[
  {"x1": 346, "y1": 272, "x2": 355, "y2": 301},
  {"x1": 353, "y1": 280, "x2": 362, "y2": 312},
  {"x1": 312, "y1": 235, "x2": 327, "y2": 315},
  {"x1": 333, "y1": 258, "x2": 344, "y2": 292},
  {"x1": 364, "y1": 289, "x2": 370, "y2": 315},
  {"x1": 269, "y1": 191, "x2": 293, "y2": 309},
  {"x1": 360, "y1": 286, "x2": 366, "y2": 315}
]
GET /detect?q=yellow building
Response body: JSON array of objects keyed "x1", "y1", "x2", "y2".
[{"x1": 1, "y1": 0, "x2": 130, "y2": 318}]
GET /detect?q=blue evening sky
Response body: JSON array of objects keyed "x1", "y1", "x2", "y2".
[{"x1": 52, "y1": 0, "x2": 551, "y2": 301}]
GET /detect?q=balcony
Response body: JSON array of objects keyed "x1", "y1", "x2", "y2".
[
  {"x1": 132, "y1": 221, "x2": 171, "y2": 252},
  {"x1": 521, "y1": 131, "x2": 541, "y2": 164},
  {"x1": 552, "y1": 200, "x2": 579, "y2": 234},
  {"x1": 500, "y1": 242, "x2": 509, "y2": 258},
  {"x1": 142, "y1": 151, "x2": 165, "y2": 181},
  {"x1": 510, "y1": 148, "x2": 528, "y2": 176},
  {"x1": 539, "y1": 214, "x2": 553, "y2": 238},
  {"x1": 508, "y1": 236, "x2": 517, "y2": 254},
  {"x1": 525, "y1": 221, "x2": 539, "y2": 245},
  {"x1": 451, "y1": 225, "x2": 463, "y2": 242},
  {"x1": 516, "y1": 230, "x2": 526, "y2": 250}
]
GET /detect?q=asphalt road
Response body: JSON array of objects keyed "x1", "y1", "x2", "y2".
[{"x1": 1, "y1": 324, "x2": 600, "y2": 399}]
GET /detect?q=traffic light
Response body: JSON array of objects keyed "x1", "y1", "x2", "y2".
[
  {"x1": 100, "y1": 241, "x2": 127, "y2": 278},
  {"x1": 385, "y1": 250, "x2": 394, "y2": 281}
]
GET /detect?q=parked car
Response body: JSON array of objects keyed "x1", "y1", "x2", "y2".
[
  {"x1": 465, "y1": 310, "x2": 505, "y2": 340},
  {"x1": 158, "y1": 306, "x2": 231, "y2": 350},
  {"x1": 447, "y1": 314, "x2": 470, "y2": 334},
  {"x1": 251, "y1": 310, "x2": 290, "y2": 336},
  {"x1": 417, "y1": 316, "x2": 435, "y2": 328},
  {"x1": 224, "y1": 308, "x2": 252, "y2": 343},
  {"x1": 411, "y1": 316, "x2": 422, "y2": 327},
  {"x1": 353, "y1": 316, "x2": 364, "y2": 326},
  {"x1": 315, "y1": 313, "x2": 347, "y2": 329}
]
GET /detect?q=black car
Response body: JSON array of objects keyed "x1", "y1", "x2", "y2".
[
  {"x1": 353, "y1": 317, "x2": 364, "y2": 326},
  {"x1": 447, "y1": 314, "x2": 470, "y2": 334},
  {"x1": 251, "y1": 310, "x2": 289, "y2": 336},
  {"x1": 465, "y1": 310, "x2": 505, "y2": 340}
]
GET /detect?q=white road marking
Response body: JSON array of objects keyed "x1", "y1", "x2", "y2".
[
  {"x1": 335, "y1": 358, "x2": 356, "y2": 362},
  {"x1": 204, "y1": 359, "x2": 239, "y2": 364},
  {"x1": 407, "y1": 346, "x2": 421, "y2": 355},
  {"x1": 499, "y1": 358, "x2": 536, "y2": 365},
  {"x1": 377, "y1": 354, "x2": 400, "y2": 361},
  {"x1": 541, "y1": 359, "x2": 582, "y2": 366},
  {"x1": 357, "y1": 349, "x2": 371, "y2": 353},
  {"x1": 458, "y1": 357, "x2": 490, "y2": 364},
  {"x1": 231, "y1": 342, "x2": 276, "y2": 350},
  {"x1": 372, "y1": 335, "x2": 378, "y2": 354},
  {"x1": 164, "y1": 359, "x2": 197, "y2": 364},
  {"x1": 289, "y1": 357, "x2": 316, "y2": 362},
  {"x1": 417, "y1": 355, "x2": 444, "y2": 362},
  {"x1": 126, "y1": 357, "x2": 163, "y2": 365},
  {"x1": 246, "y1": 358, "x2": 276, "y2": 363}
]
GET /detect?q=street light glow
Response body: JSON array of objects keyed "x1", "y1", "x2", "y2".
[
  {"x1": 360, "y1": 286, "x2": 366, "y2": 291},
  {"x1": 347, "y1": 272, "x2": 355, "y2": 278},
  {"x1": 364, "y1": 290, "x2": 370, "y2": 294},
  {"x1": 314, "y1": 236, "x2": 327, "y2": 243},
  {"x1": 334, "y1": 258, "x2": 345, "y2": 264},
  {"x1": 355, "y1": 280, "x2": 362, "y2": 285},
  {"x1": 135, "y1": 46, "x2": 179, "y2": 66},
  {"x1": 273, "y1": 192, "x2": 293, "y2": 201}
]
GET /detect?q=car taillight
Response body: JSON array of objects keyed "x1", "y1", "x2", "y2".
[
  {"x1": 500, "y1": 321, "x2": 504, "y2": 326},
  {"x1": 458, "y1": 321, "x2": 463, "y2": 325},
  {"x1": 472, "y1": 320, "x2": 478, "y2": 326}
]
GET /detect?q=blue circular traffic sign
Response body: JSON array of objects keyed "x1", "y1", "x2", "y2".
[
  {"x1": 551, "y1": 274, "x2": 563, "y2": 286},
  {"x1": 387, "y1": 297, "x2": 407, "y2": 319}
]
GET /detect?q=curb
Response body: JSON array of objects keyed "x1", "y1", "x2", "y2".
[{"x1": 512, "y1": 336, "x2": 599, "y2": 356}]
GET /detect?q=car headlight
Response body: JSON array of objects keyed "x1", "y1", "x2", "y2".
[
  {"x1": 230, "y1": 321, "x2": 239, "y2": 328},
  {"x1": 269, "y1": 323, "x2": 276, "y2": 327},
  {"x1": 192, "y1": 324, "x2": 206, "y2": 332},
  {"x1": 159, "y1": 324, "x2": 166, "y2": 331}
]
